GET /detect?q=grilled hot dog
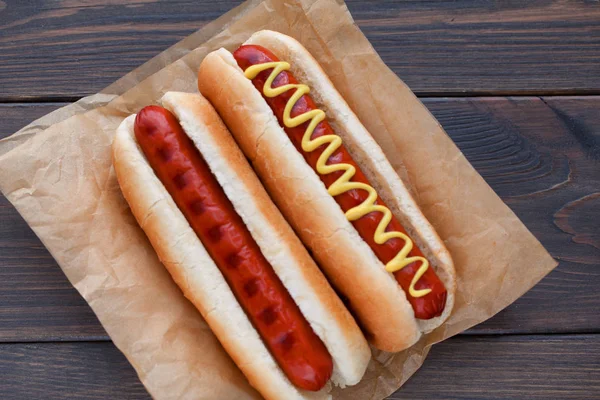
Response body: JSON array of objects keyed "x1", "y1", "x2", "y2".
[
  {"x1": 134, "y1": 105, "x2": 333, "y2": 391},
  {"x1": 112, "y1": 92, "x2": 371, "y2": 400}
]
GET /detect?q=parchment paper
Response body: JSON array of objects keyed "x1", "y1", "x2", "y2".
[{"x1": 0, "y1": 0, "x2": 557, "y2": 399}]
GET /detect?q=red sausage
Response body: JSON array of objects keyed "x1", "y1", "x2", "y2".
[
  {"x1": 134, "y1": 106, "x2": 333, "y2": 391},
  {"x1": 234, "y1": 45, "x2": 447, "y2": 320}
]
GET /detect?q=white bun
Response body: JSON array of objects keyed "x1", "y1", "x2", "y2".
[
  {"x1": 197, "y1": 31, "x2": 456, "y2": 352},
  {"x1": 112, "y1": 92, "x2": 370, "y2": 400}
]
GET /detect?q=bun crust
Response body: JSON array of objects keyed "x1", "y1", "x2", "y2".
[
  {"x1": 112, "y1": 92, "x2": 370, "y2": 400},
  {"x1": 161, "y1": 92, "x2": 370, "y2": 386},
  {"x1": 197, "y1": 31, "x2": 456, "y2": 352}
]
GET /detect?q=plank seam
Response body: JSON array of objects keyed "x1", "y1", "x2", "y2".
[
  {"x1": 2, "y1": 92, "x2": 600, "y2": 104},
  {"x1": 2, "y1": 331, "x2": 599, "y2": 345}
]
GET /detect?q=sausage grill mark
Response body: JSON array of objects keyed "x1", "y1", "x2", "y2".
[{"x1": 134, "y1": 105, "x2": 333, "y2": 391}]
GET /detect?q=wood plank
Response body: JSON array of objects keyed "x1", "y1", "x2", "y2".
[
  {"x1": 393, "y1": 334, "x2": 600, "y2": 399},
  {"x1": 0, "y1": 335, "x2": 598, "y2": 399},
  {"x1": 0, "y1": 1, "x2": 599, "y2": 100},
  {"x1": 0, "y1": 103, "x2": 64, "y2": 139},
  {"x1": 0, "y1": 342, "x2": 149, "y2": 399},
  {"x1": 0, "y1": 97, "x2": 598, "y2": 341},
  {"x1": 356, "y1": 1, "x2": 600, "y2": 96},
  {"x1": 423, "y1": 96, "x2": 600, "y2": 334}
]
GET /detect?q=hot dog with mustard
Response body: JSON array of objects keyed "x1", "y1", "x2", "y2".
[{"x1": 198, "y1": 31, "x2": 456, "y2": 352}]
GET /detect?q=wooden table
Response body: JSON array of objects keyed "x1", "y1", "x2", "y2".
[{"x1": 1, "y1": 1, "x2": 599, "y2": 398}]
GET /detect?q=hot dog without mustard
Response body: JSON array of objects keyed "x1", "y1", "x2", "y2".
[
  {"x1": 134, "y1": 105, "x2": 333, "y2": 391},
  {"x1": 198, "y1": 31, "x2": 457, "y2": 352},
  {"x1": 112, "y1": 92, "x2": 371, "y2": 400}
]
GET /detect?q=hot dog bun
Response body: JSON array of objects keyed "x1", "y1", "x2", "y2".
[
  {"x1": 197, "y1": 31, "x2": 456, "y2": 352},
  {"x1": 112, "y1": 92, "x2": 370, "y2": 400}
]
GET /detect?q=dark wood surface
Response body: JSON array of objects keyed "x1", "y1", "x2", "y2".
[
  {"x1": 1, "y1": 0, "x2": 599, "y2": 399},
  {"x1": 2, "y1": 335, "x2": 598, "y2": 400},
  {"x1": 0, "y1": 0, "x2": 599, "y2": 100}
]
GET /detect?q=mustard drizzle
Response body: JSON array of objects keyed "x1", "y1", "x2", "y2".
[{"x1": 244, "y1": 61, "x2": 431, "y2": 298}]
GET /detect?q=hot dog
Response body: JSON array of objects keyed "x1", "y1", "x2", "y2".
[
  {"x1": 112, "y1": 92, "x2": 370, "y2": 400},
  {"x1": 134, "y1": 105, "x2": 333, "y2": 391},
  {"x1": 233, "y1": 45, "x2": 447, "y2": 321},
  {"x1": 198, "y1": 31, "x2": 456, "y2": 352}
]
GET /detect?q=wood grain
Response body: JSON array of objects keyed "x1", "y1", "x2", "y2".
[
  {"x1": 1, "y1": 96, "x2": 598, "y2": 341},
  {"x1": 555, "y1": 193, "x2": 600, "y2": 250},
  {"x1": 0, "y1": 103, "x2": 64, "y2": 139},
  {"x1": 424, "y1": 96, "x2": 600, "y2": 334},
  {"x1": 0, "y1": 335, "x2": 597, "y2": 399},
  {"x1": 0, "y1": 0, "x2": 599, "y2": 100},
  {"x1": 0, "y1": 342, "x2": 149, "y2": 399},
  {"x1": 393, "y1": 334, "x2": 600, "y2": 399}
]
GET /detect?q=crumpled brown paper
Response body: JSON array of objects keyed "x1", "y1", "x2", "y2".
[{"x1": 0, "y1": 0, "x2": 557, "y2": 399}]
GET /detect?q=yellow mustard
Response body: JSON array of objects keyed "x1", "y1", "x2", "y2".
[{"x1": 245, "y1": 61, "x2": 431, "y2": 297}]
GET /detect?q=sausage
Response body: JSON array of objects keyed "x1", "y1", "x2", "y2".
[
  {"x1": 233, "y1": 45, "x2": 447, "y2": 320},
  {"x1": 134, "y1": 106, "x2": 333, "y2": 391}
]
